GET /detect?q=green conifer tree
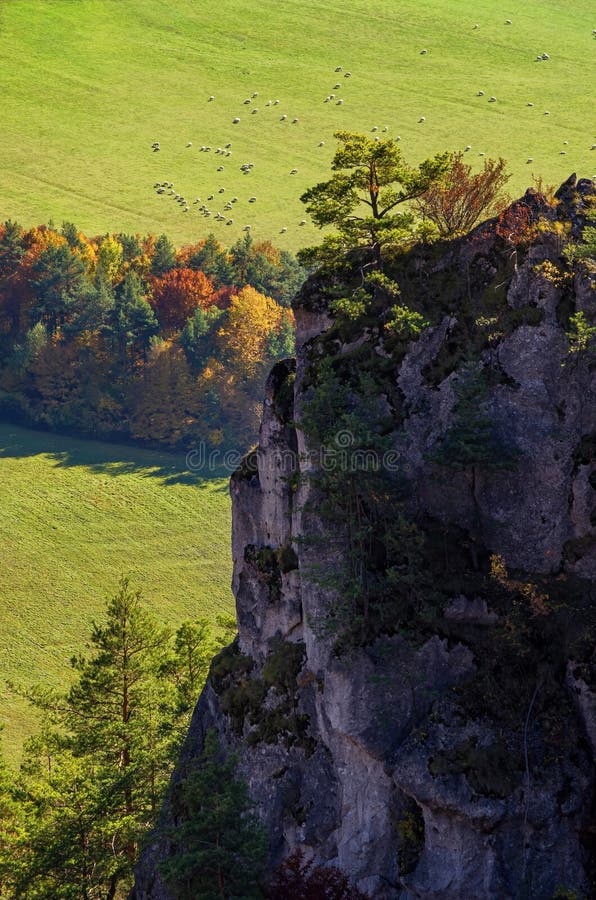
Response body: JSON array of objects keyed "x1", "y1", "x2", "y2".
[{"x1": 160, "y1": 729, "x2": 267, "y2": 900}]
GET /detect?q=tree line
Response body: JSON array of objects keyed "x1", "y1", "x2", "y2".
[{"x1": 0, "y1": 226, "x2": 304, "y2": 450}]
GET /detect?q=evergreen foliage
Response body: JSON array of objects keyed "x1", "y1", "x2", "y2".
[
  {"x1": 160, "y1": 729, "x2": 267, "y2": 900},
  {"x1": 0, "y1": 581, "x2": 231, "y2": 898},
  {"x1": 430, "y1": 364, "x2": 514, "y2": 471},
  {"x1": 301, "y1": 358, "x2": 438, "y2": 650},
  {"x1": 299, "y1": 131, "x2": 449, "y2": 266}
]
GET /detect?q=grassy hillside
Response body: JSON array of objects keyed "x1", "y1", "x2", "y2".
[
  {"x1": 0, "y1": 424, "x2": 233, "y2": 761},
  {"x1": 0, "y1": 0, "x2": 594, "y2": 251}
]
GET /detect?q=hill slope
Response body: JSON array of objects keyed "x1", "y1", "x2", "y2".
[
  {"x1": 0, "y1": 424, "x2": 233, "y2": 761},
  {"x1": 0, "y1": 0, "x2": 594, "y2": 249}
]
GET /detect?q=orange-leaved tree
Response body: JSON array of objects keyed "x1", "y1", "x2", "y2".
[{"x1": 150, "y1": 268, "x2": 215, "y2": 334}]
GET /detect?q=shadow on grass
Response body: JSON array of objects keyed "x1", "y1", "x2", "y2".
[{"x1": 0, "y1": 423, "x2": 236, "y2": 489}]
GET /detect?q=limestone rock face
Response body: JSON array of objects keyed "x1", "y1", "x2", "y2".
[{"x1": 134, "y1": 181, "x2": 595, "y2": 899}]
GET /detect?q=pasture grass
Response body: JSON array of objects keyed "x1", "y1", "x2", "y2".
[
  {"x1": 0, "y1": 0, "x2": 594, "y2": 251},
  {"x1": 0, "y1": 423, "x2": 233, "y2": 762}
]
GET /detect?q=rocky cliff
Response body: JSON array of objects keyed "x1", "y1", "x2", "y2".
[{"x1": 134, "y1": 177, "x2": 595, "y2": 899}]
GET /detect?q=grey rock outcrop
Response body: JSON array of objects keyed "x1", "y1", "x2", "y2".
[{"x1": 134, "y1": 180, "x2": 595, "y2": 899}]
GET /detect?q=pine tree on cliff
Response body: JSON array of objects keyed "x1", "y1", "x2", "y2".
[
  {"x1": 298, "y1": 131, "x2": 449, "y2": 268},
  {"x1": 159, "y1": 728, "x2": 267, "y2": 899}
]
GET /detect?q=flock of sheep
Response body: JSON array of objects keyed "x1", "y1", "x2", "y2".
[
  {"x1": 148, "y1": 17, "x2": 596, "y2": 239},
  {"x1": 149, "y1": 64, "x2": 353, "y2": 236}
]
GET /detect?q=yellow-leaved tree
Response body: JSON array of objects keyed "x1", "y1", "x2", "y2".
[{"x1": 218, "y1": 286, "x2": 285, "y2": 380}]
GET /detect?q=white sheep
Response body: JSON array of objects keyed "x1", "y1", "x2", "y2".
[
  {"x1": 280, "y1": 227, "x2": 287, "y2": 233},
  {"x1": 249, "y1": 197, "x2": 257, "y2": 203},
  {"x1": 186, "y1": 141, "x2": 192, "y2": 147},
  {"x1": 526, "y1": 158, "x2": 533, "y2": 163},
  {"x1": 319, "y1": 141, "x2": 325, "y2": 146},
  {"x1": 420, "y1": 49, "x2": 427, "y2": 54},
  {"x1": 252, "y1": 109, "x2": 258, "y2": 114},
  {"x1": 208, "y1": 96, "x2": 214, "y2": 101},
  {"x1": 252, "y1": 92, "x2": 258, "y2": 98},
  {"x1": 244, "y1": 98, "x2": 251, "y2": 105},
  {"x1": 418, "y1": 116, "x2": 426, "y2": 123},
  {"x1": 527, "y1": 102, "x2": 534, "y2": 107},
  {"x1": 292, "y1": 117, "x2": 299, "y2": 123},
  {"x1": 477, "y1": 90, "x2": 484, "y2": 96},
  {"x1": 336, "y1": 99, "x2": 344, "y2": 105},
  {"x1": 290, "y1": 168, "x2": 298, "y2": 174},
  {"x1": 464, "y1": 145, "x2": 472, "y2": 151},
  {"x1": 489, "y1": 96, "x2": 496, "y2": 102},
  {"x1": 335, "y1": 66, "x2": 342, "y2": 71},
  {"x1": 217, "y1": 165, "x2": 224, "y2": 172},
  {"x1": 233, "y1": 117, "x2": 240, "y2": 124},
  {"x1": 280, "y1": 114, "x2": 287, "y2": 121}
]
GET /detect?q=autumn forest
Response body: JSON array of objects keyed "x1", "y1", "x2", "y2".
[{"x1": 0, "y1": 222, "x2": 302, "y2": 451}]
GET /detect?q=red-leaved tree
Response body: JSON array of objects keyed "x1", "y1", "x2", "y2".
[
  {"x1": 415, "y1": 152, "x2": 510, "y2": 237},
  {"x1": 266, "y1": 850, "x2": 371, "y2": 900}
]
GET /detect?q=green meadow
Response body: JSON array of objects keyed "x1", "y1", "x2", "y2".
[
  {"x1": 0, "y1": 424, "x2": 233, "y2": 761},
  {"x1": 0, "y1": 0, "x2": 594, "y2": 250}
]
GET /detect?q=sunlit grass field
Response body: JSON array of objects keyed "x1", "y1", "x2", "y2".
[
  {"x1": 0, "y1": 0, "x2": 594, "y2": 251},
  {"x1": 0, "y1": 424, "x2": 233, "y2": 762}
]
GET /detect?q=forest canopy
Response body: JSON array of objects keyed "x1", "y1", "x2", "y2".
[{"x1": 0, "y1": 223, "x2": 303, "y2": 450}]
